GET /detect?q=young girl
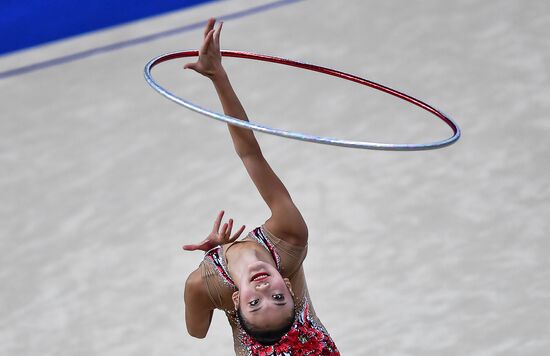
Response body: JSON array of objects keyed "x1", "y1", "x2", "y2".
[{"x1": 182, "y1": 18, "x2": 339, "y2": 355}]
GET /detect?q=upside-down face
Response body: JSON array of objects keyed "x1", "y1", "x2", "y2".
[{"x1": 232, "y1": 261, "x2": 295, "y2": 330}]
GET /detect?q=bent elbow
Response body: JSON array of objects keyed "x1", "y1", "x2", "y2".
[{"x1": 187, "y1": 328, "x2": 207, "y2": 339}]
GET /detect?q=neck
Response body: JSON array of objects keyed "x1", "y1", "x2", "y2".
[{"x1": 227, "y1": 242, "x2": 275, "y2": 287}]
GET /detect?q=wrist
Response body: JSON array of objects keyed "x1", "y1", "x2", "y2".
[{"x1": 210, "y1": 67, "x2": 228, "y2": 84}]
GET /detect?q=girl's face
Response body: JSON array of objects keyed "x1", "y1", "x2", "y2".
[{"x1": 232, "y1": 261, "x2": 294, "y2": 329}]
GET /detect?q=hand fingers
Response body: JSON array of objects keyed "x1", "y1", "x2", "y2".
[
  {"x1": 214, "y1": 21, "x2": 223, "y2": 47},
  {"x1": 201, "y1": 28, "x2": 215, "y2": 53},
  {"x1": 220, "y1": 222, "x2": 228, "y2": 238},
  {"x1": 203, "y1": 18, "x2": 215, "y2": 39},
  {"x1": 224, "y1": 219, "x2": 233, "y2": 239},
  {"x1": 229, "y1": 225, "x2": 246, "y2": 242},
  {"x1": 213, "y1": 210, "x2": 224, "y2": 232}
]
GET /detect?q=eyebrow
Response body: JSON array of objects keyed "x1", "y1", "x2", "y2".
[{"x1": 250, "y1": 302, "x2": 287, "y2": 313}]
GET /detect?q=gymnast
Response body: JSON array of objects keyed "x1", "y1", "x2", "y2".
[{"x1": 182, "y1": 18, "x2": 339, "y2": 355}]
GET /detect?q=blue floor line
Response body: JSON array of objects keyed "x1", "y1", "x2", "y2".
[{"x1": 0, "y1": 0, "x2": 304, "y2": 80}]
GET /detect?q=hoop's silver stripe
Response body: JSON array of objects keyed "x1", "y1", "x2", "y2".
[{"x1": 144, "y1": 50, "x2": 461, "y2": 151}]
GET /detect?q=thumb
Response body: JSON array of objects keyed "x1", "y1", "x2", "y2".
[
  {"x1": 182, "y1": 244, "x2": 199, "y2": 251},
  {"x1": 183, "y1": 62, "x2": 197, "y2": 70}
]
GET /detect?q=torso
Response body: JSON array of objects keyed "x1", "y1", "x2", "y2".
[{"x1": 199, "y1": 226, "x2": 336, "y2": 355}]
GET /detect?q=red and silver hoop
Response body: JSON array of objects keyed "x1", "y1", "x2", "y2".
[{"x1": 144, "y1": 50, "x2": 461, "y2": 151}]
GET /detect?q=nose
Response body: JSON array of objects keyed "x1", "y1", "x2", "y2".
[{"x1": 255, "y1": 282, "x2": 270, "y2": 290}]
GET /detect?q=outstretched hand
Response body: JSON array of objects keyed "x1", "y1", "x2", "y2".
[
  {"x1": 184, "y1": 18, "x2": 224, "y2": 79},
  {"x1": 182, "y1": 210, "x2": 246, "y2": 252}
]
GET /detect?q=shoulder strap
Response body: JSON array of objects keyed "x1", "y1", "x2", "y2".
[
  {"x1": 205, "y1": 246, "x2": 236, "y2": 287},
  {"x1": 250, "y1": 227, "x2": 281, "y2": 271}
]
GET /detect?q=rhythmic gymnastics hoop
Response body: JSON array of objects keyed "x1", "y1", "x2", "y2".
[{"x1": 144, "y1": 50, "x2": 461, "y2": 151}]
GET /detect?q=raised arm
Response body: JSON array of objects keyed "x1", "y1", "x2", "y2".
[{"x1": 185, "y1": 19, "x2": 307, "y2": 246}]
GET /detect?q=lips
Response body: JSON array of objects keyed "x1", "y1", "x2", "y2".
[{"x1": 250, "y1": 272, "x2": 269, "y2": 282}]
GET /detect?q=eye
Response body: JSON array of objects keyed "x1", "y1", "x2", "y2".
[
  {"x1": 272, "y1": 294, "x2": 284, "y2": 301},
  {"x1": 249, "y1": 299, "x2": 259, "y2": 306}
]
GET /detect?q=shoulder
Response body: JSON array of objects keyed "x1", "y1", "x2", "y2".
[
  {"x1": 252, "y1": 226, "x2": 308, "y2": 277},
  {"x1": 191, "y1": 251, "x2": 238, "y2": 311},
  {"x1": 264, "y1": 209, "x2": 308, "y2": 247},
  {"x1": 184, "y1": 268, "x2": 210, "y2": 304}
]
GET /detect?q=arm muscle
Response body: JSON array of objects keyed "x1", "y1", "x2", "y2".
[{"x1": 184, "y1": 268, "x2": 215, "y2": 338}]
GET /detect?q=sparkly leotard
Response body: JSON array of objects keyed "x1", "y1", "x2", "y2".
[{"x1": 199, "y1": 225, "x2": 338, "y2": 355}]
